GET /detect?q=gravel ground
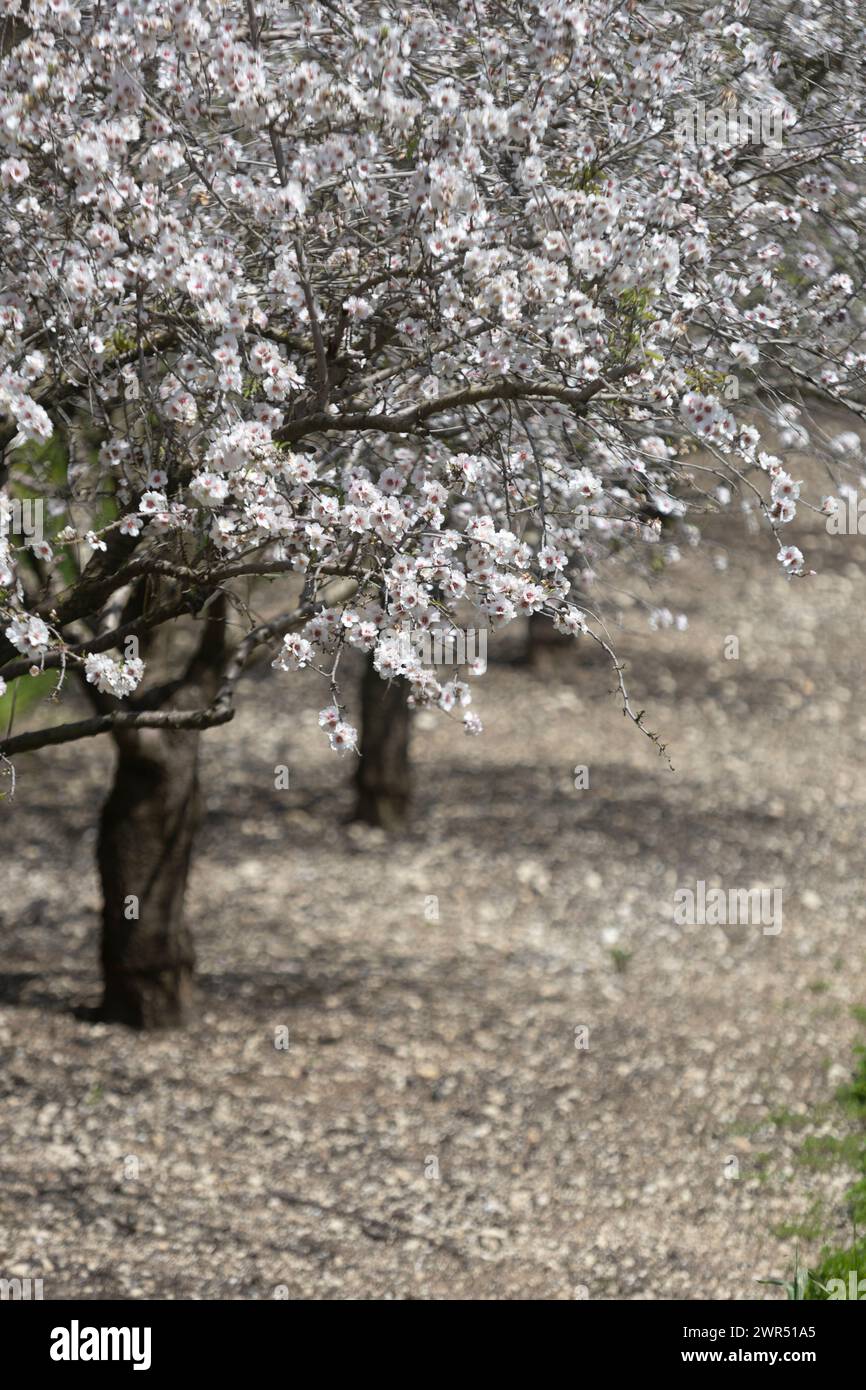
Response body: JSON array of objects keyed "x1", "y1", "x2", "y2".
[{"x1": 2, "y1": 482, "x2": 866, "y2": 1300}]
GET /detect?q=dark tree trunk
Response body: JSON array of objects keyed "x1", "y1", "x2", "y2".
[
  {"x1": 525, "y1": 611, "x2": 573, "y2": 668},
  {"x1": 97, "y1": 724, "x2": 202, "y2": 1028},
  {"x1": 353, "y1": 652, "x2": 411, "y2": 830},
  {"x1": 95, "y1": 595, "x2": 226, "y2": 1029}
]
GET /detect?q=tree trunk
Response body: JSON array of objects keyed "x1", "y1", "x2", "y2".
[
  {"x1": 525, "y1": 611, "x2": 573, "y2": 668},
  {"x1": 353, "y1": 652, "x2": 411, "y2": 830},
  {"x1": 97, "y1": 724, "x2": 202, "y2": 1028},
  {"x1": 95, "y1": 595, "x2": 225, "y2": 1028}
]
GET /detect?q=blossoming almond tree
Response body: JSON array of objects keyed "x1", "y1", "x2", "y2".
[{"x1": 1, "y1": 0, "x2": 865, "y2": 1026}]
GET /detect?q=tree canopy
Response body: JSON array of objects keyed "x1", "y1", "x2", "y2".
[{"x1": 1, "y1": 0, "x2": 864, "y2": 776}]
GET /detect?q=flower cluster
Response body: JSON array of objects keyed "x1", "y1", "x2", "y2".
[{"x1": 83, "y1": 653, "x2": 146, "y2": 699}]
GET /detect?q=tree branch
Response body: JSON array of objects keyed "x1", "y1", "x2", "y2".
[
  {"x1": 0, "y1": 703, "x2": 235, "y2": 757},
  {"x1": 276, "y1": 365, "x2": 639, "y2": 444},
  {"x1": 0, "y1": 603, "x2": 312, "y2": 758}
]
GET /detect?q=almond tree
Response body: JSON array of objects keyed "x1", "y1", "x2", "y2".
[{"x1": 1, "y1": 0, "x2": 865, "y2": 1026}]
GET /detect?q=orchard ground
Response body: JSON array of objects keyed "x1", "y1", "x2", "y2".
[{"x1": 3, "y1": 468, "x2": 866, "y2": 1299}]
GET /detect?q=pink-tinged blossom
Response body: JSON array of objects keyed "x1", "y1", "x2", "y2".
[
  {"x1": 84, "y1": 654, "x2": 145, "y2": 698},
  {"x1": 778, "y1": 546, "x2": 805, "y2": 575},
  {"x1": 272, "y1": 635, "x2": 314, "y2": 672},
  {"x1": 328, "y1": 721, "x2": 357, "y2": 754},
  {"x1": 190, "y1": 473, "x2": 230, "y2": 507},
  {"x1": 139, "y1": 491, "x2": 168, "y2": 516},
  {"x1": 5, "y1": 615, "x2": 50, "y2": 659},
  {"x1": 1, "y1": 157, "x2": 29, "y2": 187}
]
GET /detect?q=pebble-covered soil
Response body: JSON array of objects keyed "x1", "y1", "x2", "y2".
[{"x1": 2, "y1": 462, "x2": 866, "y2": 1300}]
